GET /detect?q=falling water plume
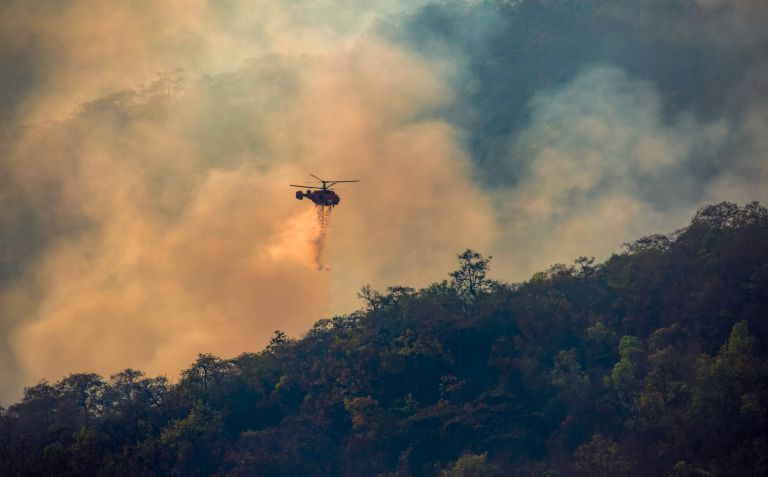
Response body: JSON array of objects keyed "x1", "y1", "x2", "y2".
[{"x1": 313, "y1": 205, "x2": 332, "y2": 271}]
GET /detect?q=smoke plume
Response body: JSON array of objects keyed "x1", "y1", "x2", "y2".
[
  {"x1": 0, "y1": 1, "x2": 492, "y2": 404},
  {"x1": 0, "y1": 0, "x2": 766, "y2": 404}
]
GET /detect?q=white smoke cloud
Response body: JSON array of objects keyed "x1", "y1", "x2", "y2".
[{"x1": 491, "y1": 66, "x2": 767, "y2": 278}]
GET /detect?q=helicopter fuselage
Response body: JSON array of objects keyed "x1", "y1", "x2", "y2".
[{"x1": 296, "y1": 189, "x2": 340, "y2": 206}]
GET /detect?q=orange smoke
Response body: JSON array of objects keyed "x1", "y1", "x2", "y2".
[{"x1": 0, "y1": 2, "x2": 498, "y2": 405}]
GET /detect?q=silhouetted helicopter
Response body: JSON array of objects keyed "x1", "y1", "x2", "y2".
[{"x1": 290, "y1": 174, "x2": 359, "y2": 207}]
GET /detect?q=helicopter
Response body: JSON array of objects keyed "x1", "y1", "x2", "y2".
[{"x1": 290, "y1": 174, "x2": 359, "y2": 207}]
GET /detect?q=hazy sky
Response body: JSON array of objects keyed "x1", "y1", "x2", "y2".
[{"x1": 1, "y1": 0, "x2": 766, "y2": 404}]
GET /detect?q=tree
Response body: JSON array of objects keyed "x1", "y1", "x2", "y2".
[
  {"x1": 441, "y1": 452, "x2": 495, "y2": 477},
  {"x1": 358, "y1": 285, "x2": 385, "y2": 311},
  {"x1": 267, "y1": 330, "x2": 288, "y2": 349},
  {"x1": 449, "y1": 249, "x2": 494, "y2": 301},
  {"x1": 158, "y1": 401, "x2": 224, "y2": 477},
  {"x1": 574, "y1": 434, "x2": 632, "y2": 477},
  {"x1": 691, "y1": 201, "x2": 768, "y2": 229},
  {"x1": 607, "y1": 336, "x2": 644, "y2": 408},
  {"x1": 180, "y1": 354, "x2": 238, "y2": 401},
  {"x1": 574, "y1": 256, "x2": 596, "y2": 278},
  {"x1": 550, "y1": 350, "x2": 589, "y2": 396},
  {"x1": 55, "y1": 373, "x2": 105, "y2": 426},
  {"x1": 622, "y1": 234, "x2": 671, "y2": 254}
]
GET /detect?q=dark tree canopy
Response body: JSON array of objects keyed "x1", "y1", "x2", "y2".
[{"x1": 2, "y1": 201, "x2": 768, "y2": 476}]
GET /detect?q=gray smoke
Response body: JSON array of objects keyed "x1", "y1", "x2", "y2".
[{"x1": 0, "y1": 0, "x2": 766, "y2": 404}]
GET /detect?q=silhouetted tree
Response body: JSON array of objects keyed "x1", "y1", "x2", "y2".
[{"x1": 450, "y1": 249, "x2": 494, "y2": 303}]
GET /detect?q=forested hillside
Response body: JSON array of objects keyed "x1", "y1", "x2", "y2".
[{"x1": 2, "y1": 202, "x2": 767, "y2": 476}]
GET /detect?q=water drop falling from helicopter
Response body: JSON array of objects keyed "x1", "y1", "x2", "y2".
[{"x1": 313, "y1": 205, "x2": 332, "y2": 271}]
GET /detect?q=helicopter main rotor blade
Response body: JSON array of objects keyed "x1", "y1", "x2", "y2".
[
  {"x1": 327, "y1": 180, "x2": 359, "y2": 187},
  {"x1": 309, "y1": 174, "x2": 324, "y2": 182},
  {"x1": 289, "y1": 184, "x2": 317, "y2": 188}
]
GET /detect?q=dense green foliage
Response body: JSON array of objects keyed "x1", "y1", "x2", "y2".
[{"x1": 2, "y1": 202, "x2": 767, "y2": 476}]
